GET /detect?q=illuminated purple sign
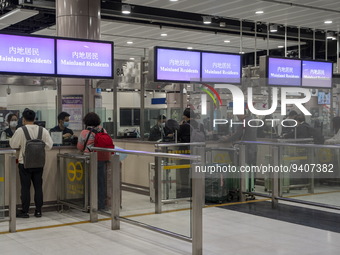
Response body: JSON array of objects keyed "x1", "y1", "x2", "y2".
[
  {"x1": 202, "y1": 52, "x2": 241, "y2": 83},
  {"x1": 0, "y1": 34, "x2": 55, "y2": 75},
  {"x1": 156, "y1": 48, "x2": 201, "y2": 82},
  {"x1": 302, "y1": 61, "x2": 332, "y2": 88},
  {"x1": 268, "y1": 58, "x2": 301, "y2": 86},
  {"x1": 56, "y1": 39, "x2": 113, "y2": 78}
]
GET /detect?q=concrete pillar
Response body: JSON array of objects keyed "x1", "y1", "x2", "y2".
[{"x1": 56, "y1": 0, "x2": 101, "y2": 116}]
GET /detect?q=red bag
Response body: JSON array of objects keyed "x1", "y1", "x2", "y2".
[{"x1": 94, "y1": 129, "x2": 115, "y2": 161}]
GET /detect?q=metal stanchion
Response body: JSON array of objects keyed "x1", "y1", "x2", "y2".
[
  {"x1": 89, "y1": 152, "x2": 98, "y2": 223},
  {"x1": 272, "y1": 146, "x2": 279, "y2": 208},
  {"x1": 308, "y1": 147, "x2": 315, "y2": 194},
  {"x1": 9, "y1": 154, "x2": 16, "y2": 233},
  {"x1": 111, "y1": 154, "x2": 120, "y2": 230},
  {"x1": 154, "y1": 155, "x2": 162, "y2": 214},
  {"x1": 192, "y1": 162, "x2": 203, "y2": 255},
  {"x1": 239, "y1": 144, "x2": 246, "y2": 202}
]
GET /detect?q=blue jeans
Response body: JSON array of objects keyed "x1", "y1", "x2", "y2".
[{"x1": 98, "y1": 161, "x2": 107, "y2": 209}]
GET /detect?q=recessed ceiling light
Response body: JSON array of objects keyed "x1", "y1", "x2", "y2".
[
  {"x1": 187, "y1": 47, "x2": 193, "y2": 50},
  {"x1": 270, "y1": 25, "x2": 278, "y2": 32},
  {"x1": 224, "y1": 40, "x2": 230, "y2": 43},
  {"x1": 202, "y1": 16, "x2": 212, "y2": 24},
  {"x1": 324, "y1": 20, "x2": 333, "y2": 24},
  {"x1": 170, "y1": 0, "x2": 178, "y2": 2},
  {"x1": 239, "y1": 51, "x2": 245, "y2": 54},
  {"x1": 130, "y1": 57, "x2": 135, "y2": 60},
  {"x1": 161, "y1": 33, "x2": 168, "y2": 37},
  {"x1": 122, "y1": 5, "x2": 131, "y2": 15},
  {"x1": 255, "y1": 11, "x2": 264, "y2": 14},
  {"x1": 277, "y1": 45, "x2": 284, "y2": 48},
  {"x1": 127, "y1": 41, "x2": 133, "y2": 44}
]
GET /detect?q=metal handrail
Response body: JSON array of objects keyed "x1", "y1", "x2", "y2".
[
  {"x1": 92, "y1": 147, "x2": 201, "y2": 161},
  {"x1": 154, "y1": 142, "x2": 205, "y2": 148},
  {"x1": 91, "y1": 147, "x2": 203, "y2": 255},
  {"x1": 0, "y1": 150, "x2": 17, "y2": 232},
  {"x1": 56, "y1": 153, "x2": 89, "y2": 160},
  {"x1": 236, "y1": 140, "x2": 340, "y2": 149}
]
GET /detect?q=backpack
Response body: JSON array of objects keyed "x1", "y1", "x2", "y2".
[
  {"x1": 84, "y1": 128, "x2": 114, "y2": 161},
  {"x1": 22, "y1": 126, "x2": 46, "y2": 169},
  {"x1": 188, "y1": 123, "x2": 206, "y2": 143}
]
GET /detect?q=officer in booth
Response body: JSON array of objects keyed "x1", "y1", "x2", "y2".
[{"x1": 50, "y1": 112, "x2": 75, "y2": 140}]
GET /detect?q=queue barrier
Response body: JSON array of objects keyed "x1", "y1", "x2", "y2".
[
  {"x1": 0, "y1": 150, "x2": 17, "y2": 233},
  {"x1": 57, "y1": 153, "x2": 99, "y2": 222},
  {"x1": 237, "y1": 141, "x2": 340, "y2": 210},
  {"x1": 92, "y1": 147, "x2": 203, "y2": 255}
]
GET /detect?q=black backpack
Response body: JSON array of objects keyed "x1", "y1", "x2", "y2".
[{"x1": 22, "y1": 126, "x2": 46, "y2": 169}]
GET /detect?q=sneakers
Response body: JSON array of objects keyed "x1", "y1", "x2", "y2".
[
  {"x1": 16, "y1": 211, "x2": 29, "y2": 218},
  {"x1": 34, "y1": 210, "x2": 42, "y2": 218}
]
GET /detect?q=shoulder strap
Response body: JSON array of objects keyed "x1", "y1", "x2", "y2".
[
  {"x1": 21, "y1": 126, "x2": 32, "y2": 141},
  {"x1": 37, "y1": 126, "x2": 43, "y2": 140},
  {"x1": 83, "y1": 128, "x2": 93, "y2": 152}
]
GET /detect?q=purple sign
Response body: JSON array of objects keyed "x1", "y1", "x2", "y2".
[
  {"x1": 0, "y1": 34, "x2": 55, "y2": 75},
  {"x1": 302, "y1": 61, "x2": 332, "y2": 88},
  {"x1": 268, "y1": 58, "x2": 301, "y2": 86},
  {"x1": 56, "y1": 39, "x2": 113, "y2": 78},
  {"x1": 202, "y1": 52, "x2": 241, "y2": 83},
  {"x1": 156, "y1": 48, "x2": 201, "y2": 82}
]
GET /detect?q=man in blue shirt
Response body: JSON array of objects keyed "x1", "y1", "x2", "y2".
[{"x1": 50, "y1": 112, "x2": 74, "y2": 139}]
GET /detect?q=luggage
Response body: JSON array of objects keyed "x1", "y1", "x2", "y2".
[{"x1": 205, "y1": 164, "x2": 240, "y2": 203}]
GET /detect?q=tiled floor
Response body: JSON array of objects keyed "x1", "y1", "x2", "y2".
[{"x1": 1, "y1": 198, "x2": 340, "y2": 255}]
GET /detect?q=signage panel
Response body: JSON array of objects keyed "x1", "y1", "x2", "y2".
[
  {"x1": 155, "y1": 47, "x2": 201, "y2": 82},
  {"x1": 268, "y1": 57, "x2": 301, "y2": 86},
  {"x1": 302, "y1": 60, "x2": 332, "y2": 88},
  {"x1": 56, "y1": 39, "x2": 113, "y2": 78},
  {"x1": 0, "y1": 34, "x2": 55, "y2": 75},
  {"x1": 201, "y1": 52, "x2": 241, "y2": 83}
]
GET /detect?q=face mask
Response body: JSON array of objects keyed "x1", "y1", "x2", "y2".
[
  {"x1": 63, "y1": 122, "x2": 70, "y2": 128},
  {"x1": 161, "y1": 123, "x2": 165, "y2": 128},
  {"x1": 10, "y1": 121, "x2": 17, "y2": 128}
]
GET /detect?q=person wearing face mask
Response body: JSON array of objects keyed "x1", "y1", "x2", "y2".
[
  {"x1": 50, "y1": 112, "x2": 74, "y2": 140},
  {"x1": 1, "y1": 113, "x2": 18, "y2": 140},
  {"x1": 148, "y1": 114, "x2": 166, "y2": 141}
]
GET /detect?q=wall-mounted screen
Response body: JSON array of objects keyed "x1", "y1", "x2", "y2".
[
  {"x1": 302, "y1": 60, "x2": 332, "y2": 88},
  {"x1": 0, "y1": 34, "x2": 55, "y2": 75},
  {"x1": 155, "y1": 47, "x2": 201, "y2": 82},
  {"x1": 56, "y1": 39, "x2": 113, "y2": 78},
  {"x1": 317, "y1": 91, "x2": 331, "y2": 105},
  {"x1": 268, "y1": 57, "x2": 301, "y2": 86},
  {"x1": 201, "y1": 52, "x2": 241, "y2": 83}
]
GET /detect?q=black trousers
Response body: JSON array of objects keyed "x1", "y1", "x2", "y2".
[{"x1": 18, "y1": 164, "x2": 43, "y2": 213}]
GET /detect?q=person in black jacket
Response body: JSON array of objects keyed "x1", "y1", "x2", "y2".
[
  {"x1": 178, "y1": 108, "x2": 205, "y2": 143},
  {"x1": 283, "y1": 114, "x2": 310, "y2": 139}
]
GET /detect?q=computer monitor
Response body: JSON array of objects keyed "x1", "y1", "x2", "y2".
[{"x1": 34, "y1": 121, "x2": 46, "y2": 128}]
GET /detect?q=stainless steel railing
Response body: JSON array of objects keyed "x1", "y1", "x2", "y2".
[
  {"x1": 236, "y1": 141, "x2": 340, "y2": 210},
  {"x1": 92, "y1": 147, "x2": 203, "y2": 255},
  {"x1": 0, "y1": 150, "x2": 17, "y2": 233}
]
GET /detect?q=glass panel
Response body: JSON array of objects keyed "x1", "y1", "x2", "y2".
[
  {"x1": 116, "y1": 151, "x2": 192, "y2": 238},
  {"x1": 281, "y1": 146, "x2": 340, "y2": 207},
  {"x1": 0, "y1": 155, "x2": 4, "y2": 219},
  {"x1": 59, "y1": 156, "x2": 88, "y2": 210},
  {"x1": 144, "y1": 108, "x2": 167, "y2": 141}
]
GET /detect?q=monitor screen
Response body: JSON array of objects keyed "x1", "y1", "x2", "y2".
[
  {"x1": 155, "y1": 47, "x2": 201, "y2": 82},
  {"x1": 0, "y1": 34, "x2": 55, "y2": 75},
  {"x1": 56, "y1": 39, "x2": 113, "y2": 78},
  {"x1": 268, "y1": 57, "x2": 301, "y2": 86},
  {"x1": 302, "y1": 60, "x2": 332, "y2": 88},
  {"x1": 317, "y1": 91, "x2": 331, "y2": 105},
  {"x1": 201, "y1": 52, "x2": 241, "y2": 83}
]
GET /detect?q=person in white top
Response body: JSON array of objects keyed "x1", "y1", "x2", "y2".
[
  {"x1": 10, "y1": 109, "x2": 53, "y2": 218},
  {"x1": 325, "y1": 117, "x2": 340, "y2": 145}
]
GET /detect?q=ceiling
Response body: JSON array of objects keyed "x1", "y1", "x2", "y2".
[
  {"x1": 125, "y1": 0, "x2": 340, "y2": 31},
  {"x1": 1, "y1": 0, "x2": 339, "y2": 62}
]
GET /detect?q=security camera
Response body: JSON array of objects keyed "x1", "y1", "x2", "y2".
[{"x1": 6, "y1": 87, "x2": 11, "y2": 95}]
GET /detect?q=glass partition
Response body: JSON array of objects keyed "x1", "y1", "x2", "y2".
[{"x1": 0, "y1": 154, "x2": 4, "y2": 219}]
